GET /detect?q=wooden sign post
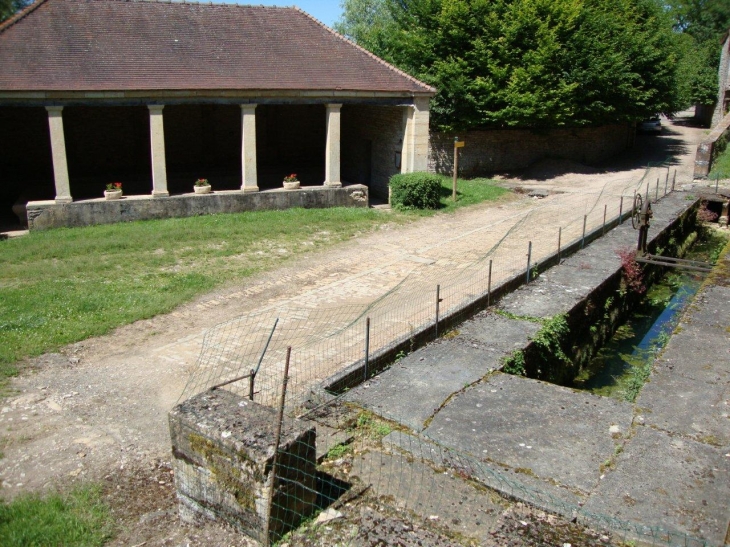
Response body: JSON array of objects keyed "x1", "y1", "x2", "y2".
[{"x1": 453, "y1": 137, "x2": 465, "y2": 201}]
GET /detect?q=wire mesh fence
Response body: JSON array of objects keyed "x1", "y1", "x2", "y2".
[{"x1": 174, "y1": 163, "x2": 714, "y2": 547}]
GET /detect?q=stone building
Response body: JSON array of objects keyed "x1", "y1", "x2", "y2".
[
  {"x1": 0, "y1": 0, "x2": 434, "y2": 227},
  {"x1": 710, "y1": 30, "x2": 730, "y2": 128}
]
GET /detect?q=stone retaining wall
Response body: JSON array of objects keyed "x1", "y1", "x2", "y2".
[
  {"x1": 693, "y1": 110, "x2": 730, "y2": 179},
  {"x1": 26, "y1": 184, "x2": 368, "y2": 230}
]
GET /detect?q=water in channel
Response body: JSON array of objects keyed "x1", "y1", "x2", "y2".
[{"x1": 572, "y1": 230, "x2": 725, "y2": 401}]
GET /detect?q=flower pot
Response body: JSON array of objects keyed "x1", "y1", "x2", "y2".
[
  {"x1": 104, "y1": 189, "x2": 122, "y2": 200},
  {"x1": 283, "y1": 181, "x2": 300, "y2": 190},
  {"x1": 194, "y1": 185, "x2": 212, "y2": 194}
]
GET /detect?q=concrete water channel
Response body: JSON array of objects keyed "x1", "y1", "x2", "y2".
[{"x1": 338, "y1": 191, "x2": 730, "y2": 546}]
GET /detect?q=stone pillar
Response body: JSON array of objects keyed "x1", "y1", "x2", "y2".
[
  {"x1": 401, "y1": 96, "x2": 430, "y2": 173},
  {"x1": 324, "y1": 103, "x2": 342, "y2": 187},
  {"x1": 169, "y1": 389, "x2": 316, "y2": 545},
  {"x1": 720, "y1": 199, "x2": 729, "y2": 228},
  {"x1": 45, "y1": 106, "x2": 72, "y2": 203},
  {"x1": 241, "y1": 104, "x2": 259, "y2": 193},
  {"x1": 148, "y1": 105, "x2": 169, "y2": 197}
]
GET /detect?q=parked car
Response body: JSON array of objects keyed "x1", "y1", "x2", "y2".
[{"x1": 639, "y1": 116, "x2": 662, "y2": 134}]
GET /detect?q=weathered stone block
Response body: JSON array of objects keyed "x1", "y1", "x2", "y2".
[{"x1": 169, "y1": 389, "x2": 316, "y2": 543}]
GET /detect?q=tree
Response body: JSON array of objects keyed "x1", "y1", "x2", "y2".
[
  {"x1": 337, "y1": 0, "x2": 680, "y2": 130},
  {"x1": 666, "y1": 0, "x2": 730, "y2": 107},
  {"x1": 1, "y1": 0, "x2": 31, "y2": 23}
]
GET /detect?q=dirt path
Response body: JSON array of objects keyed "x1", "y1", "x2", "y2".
[{"x1": 0, "y1": 112, "x2": 707, "y2": 545}]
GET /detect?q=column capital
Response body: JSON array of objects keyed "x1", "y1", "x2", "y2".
[
  {"x1": 45, "y1": 105, "x2": 64, "y2": 115},
  {"x1": 148, "y1": 104, "x2": 165, "y2": 114},
  {"x1": 325, "y1": 103, "x2": 343, "y2": 111},
  {"x1": 240, "y1": 103, "x2": 257, "y2": 111}
]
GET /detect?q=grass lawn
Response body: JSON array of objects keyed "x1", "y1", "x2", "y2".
[
  {"x1": 0, "y1": 485, "x2": 114, "y2": 546},
  {"x1": 0, "y1": 178, "x2": 508, "y2": 382}
]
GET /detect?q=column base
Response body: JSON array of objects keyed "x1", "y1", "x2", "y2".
[
  {"x1": 54, "y1": 196, "x2": 73, "y2": 204},
  {"x1": 241, "y1": 185, "x2": 260, "y2": 193},
  {"x1": 152, "y1": 190, "x2": 170, "y2": 198},
  {"x1": 323, "y1": 182, "x2": 342, "y2": 188}
]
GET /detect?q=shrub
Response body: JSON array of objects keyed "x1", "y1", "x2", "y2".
[{"x1": 389, "y1": 172, "x2": 441, "y2": 210}]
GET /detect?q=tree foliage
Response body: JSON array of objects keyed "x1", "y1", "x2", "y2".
[
  {"x1": 0, "y1": 0, "x2": 31, "y2": 23},
  {"x1": 337, "y1": 0, "x2": 680, "y2": 130},
  {"x1": 666, "y1": 0, "x2": 730, "y2": 107}
]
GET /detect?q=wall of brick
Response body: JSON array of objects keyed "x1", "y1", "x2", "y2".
[
  {"x1": 429, "y1": 124, "x2": 632, "y2": 177},
  {"x1": 342, "y1": 105, "x2": 405, "y2": 199}
]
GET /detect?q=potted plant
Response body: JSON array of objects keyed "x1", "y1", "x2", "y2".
[
  {"x1": 104, "y1": 182, "x2": 123, "y2": 200},
  {"x1": 283, "y1": 173, "x2": 300, "y2": 190},
  {"x1": 194, "y1": 178, "x2": 211, "y2": 194}
]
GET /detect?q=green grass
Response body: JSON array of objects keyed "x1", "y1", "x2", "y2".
[
  {"x1": 0, "y1": 485, "x2": 114, "y2": 546},
  {"x1": 437, "y1": 176, "x2": 508, "y2": 211},
  {"x1": 709, "y1": 143, "x2": 730, "y2": 179},
  {"x1": 0, "y1": 179, "x2": 507, "y2": 382}
]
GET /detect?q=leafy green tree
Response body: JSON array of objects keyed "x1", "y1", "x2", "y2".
[
  {"x1": 337, "y1": 0, "x2": 680, "y2": 129},
  {"x1": 1, "y1": 0, "x2": 31, "y2": 23},
  {"x1": 666, "y1": 0, "x2": 730, "y2": 107}
]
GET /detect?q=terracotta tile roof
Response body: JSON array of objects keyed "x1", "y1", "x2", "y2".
[{"x1": 0, "y1": 0, "x2": 434, "y2": 94}]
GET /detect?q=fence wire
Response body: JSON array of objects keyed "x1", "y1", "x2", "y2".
[{"x1": 176, "y1": 163, "x2": 712, "y2": 547}]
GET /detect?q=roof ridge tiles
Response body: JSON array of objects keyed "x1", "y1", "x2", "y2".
[{"x1": 293, "y1": 6, "x2": 435, "y2": 94}]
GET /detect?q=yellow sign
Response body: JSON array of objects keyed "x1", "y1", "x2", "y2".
[{"x1": 454, "y1": 141, "x2": 465, "y2": 148}]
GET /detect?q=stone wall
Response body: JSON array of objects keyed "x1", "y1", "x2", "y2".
[
  {"x1": 169, "y1": 389, "x2": 316, "y2": 543},
  {"x1": 342, "y1": 105, "x2": 405, "y2": 199},
  {"x1": 26, "y1": 184, "x2": 369, "y2": 230},
  {"x1": 693, "y1": 110, "x2": 730, "y2": 179},
  {"x1": 429, "y1": 124, "x2": 632, "y2": 177}
]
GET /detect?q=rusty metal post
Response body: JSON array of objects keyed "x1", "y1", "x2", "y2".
[
  {"x1": 487, "y1": 259, "x2": 492, "y2": 307},
  {"x1": 249, "y1": 368, "x2": 255, "y2": 400},
  {"x1": 558, "y1": 227, "x2": 562, "y2": 260},
  {"x1": 619, "y1": 196, "x2": 624, "y2": 224},
  {"x1": 364, "y1": 317, "x2": 370, "y2": 381},
  {"x1": 266, "y1": 346, "x2": 291, "y2": 546},
  {"x1": 664, "y1": 170, "x2": 669, "y2": 196},
  {"x1": 672, "y1": 170, "x2": 676, "y2": 192},
  {"x1": 435, "y1": 284, "x2": 441, "y2": 337},
  {"x1": 602, "y1": 204, "x2": 607, "y2": 235},
  {"x1": 581, "y1": 215, "x2": 587, "y2": 249},
  {"x1": 655, "y1": 177, "x2": 659, "y2": 202},
  {"x1": 526, "y1": 241, "x2": 532, "y2": 283}
]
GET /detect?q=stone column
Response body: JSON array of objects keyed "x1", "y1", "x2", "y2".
[
  {"x1": 324, "y1": 103, "x2": 342, "y2": 187},
  {"x1": 241, "y1": 104, "x2": 259, "y2": 193},
  {"x1": 148, "y1": 105, "x2": 169, "y2": 197},
  {"x1": 45, "y1": 106, "x2": 72, "y2": 203},
  {"x1": 401, "y1": 96, "x2": 430, "y2": 173}
]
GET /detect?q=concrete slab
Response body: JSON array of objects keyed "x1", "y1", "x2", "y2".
[
  {"x1": 653, "y1": 328, "x2": 730, "y2": 384},
  {"x1": 453, "y1": 311, "x2": 540, "y2": 350},
  {"x1": 684, "y1": 285, "x2": 730, "y2": 329},
  {"x1": 344, "y1": 341, "x2": 499, "y2": 431},
  {"x1": 424, "y1": 373, "x2": 634, "y2": 494},
  {"x1": 382, "y1": 429, "x2": 586, "y2": 512},
  {"x1": 582, "y1": 427, "x2": 730, "y2": 546},
  {"x1": 638, "y1": 365, "x2": 729, "y2": 448},
  {"x1": 497, "y1": 262, "x2": 619, "y2": 319},
  {"x1": 350, "y1": 448, "x2": 504, "y2": 544}
]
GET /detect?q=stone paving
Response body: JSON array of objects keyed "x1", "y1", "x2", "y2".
[{"x1": 345, "y1": 191, "x2": 730, "y2": 546}]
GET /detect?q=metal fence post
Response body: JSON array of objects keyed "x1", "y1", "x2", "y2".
[
  {"x1": 655, "y1": 177, "x2": 659, "y2": 202},
  {"x1": 602, "y1": 204, "x2": 607, "y2": 235},
  {"x1": 619, "y1": 196, "x2": 624, "y2": 224},
  {"x1": 672, "y1": 170, "x2": 676, "y2": 192},
  {"x1": 557, "y1": 227, "x2": 562, "y2": 260},
  {"x1": 581, "y1": 215, "x2": 587, "y2": 249},
  {"x1": 364, "y1": 317, "x2": 370, "y2": 381},
  {"x1": 664, "y1": 170, "x2": 669, "y2": 196},
  {"x1": 266, "y1": 346, "x2": 291, "y2": 547},
  {"x1": 526, "y1": 241, "x2": 532, "y2": 283},
  {"x1": 487, "y1": 259, "x2": 492, "y2": 307},
  {"x1": 435, "y1": 285, "x2": 441, "y2": 338}
]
